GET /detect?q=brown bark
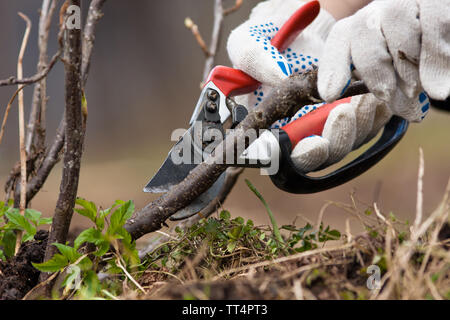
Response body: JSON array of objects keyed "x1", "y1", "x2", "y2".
[{"x1": 43, "y1": 0, "x2": 83, "y2": 263}]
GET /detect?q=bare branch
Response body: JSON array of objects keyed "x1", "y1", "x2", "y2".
[
  {"x1": 0, "y1": 52, "x2": 61, "y2": 87},
  {"x1": 185, "y1": 17, "x2": 211, "y2": 57},
  {"x1": 0, "y1": 87, "x2": 25, "y2": 146},
  {"x1": 202, "y1": 0, "x2": 225, "y2": 82},
  {"x1": 26, "y1": 0, "x2": 58, "y2": 154},
  {"x1": 138, "y1": 167, "x2": 244, "y2": 258},
  {"x1": 224, "y1": 0, "x2": 243, "y2": 16},
  {"x1": 43, "y1": 0, "x2": 83, "y2": 263},
  {"x1": 81, "y1": 0, "x2": 106, "y2": 86}
]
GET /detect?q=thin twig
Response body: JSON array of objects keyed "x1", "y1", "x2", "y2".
[
  {"x1": 115, "y1": 255, "x2": 146, "y2": 294},
  {"x1": 26, "y1": 0, "x2": 58, "y2": 154},
  {"x1": 202, "y1": 0, "x2": 225, "y2": 82},
  {"x1": 185, "y1": 17, "x2": 210, "y2": 57},
  {"x1": 0, "y1": 87, "x2": 25, "y2": 146},
  {"x1": 224, "y1": 0, "x2": 243, "y2": 16},
  {"x1": 0, "y1": 51, "x2": 61, "y2": 87},
  {"x1": 15, "y1": 12, "x2": 32, "y2": 254},
  {"x1": 414, "y1": 148, "x2": 424, "y2": 230}
]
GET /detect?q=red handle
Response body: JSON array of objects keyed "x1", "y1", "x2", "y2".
[
  {"x1": 271, "y1": 0, "x2": 320, "y2": 52},
  {"x1": 282, "y1": 97, "x2": 352, "y2": 147},
  {"x1": 206, "y1": 1, "x2": 321, "y2": 97}
]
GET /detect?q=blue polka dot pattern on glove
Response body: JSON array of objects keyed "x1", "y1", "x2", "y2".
[
  {"x1": 418, "y1": 91, "x2": 430, "y2": 120},
  {"x1": 249, "y1": 23, "x2": 318, "y2": 80}
]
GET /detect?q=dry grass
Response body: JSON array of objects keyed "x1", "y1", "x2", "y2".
[{"x1": 122, "y1": 150, "x2": 450, "y2": 300}]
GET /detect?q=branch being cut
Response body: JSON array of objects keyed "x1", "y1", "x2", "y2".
[
  {"x1": 125, "y1": 73, "x2": 371, "y2": 240},
  {"x1": 139, "y1": 167, "x2": 244, "y2": 258},
  {"x1": 126, "y1": 72, "x2": 318, "y2": 239},
  {"x1": 142, "y1": 0, "x2": 244, "y2": 248}
]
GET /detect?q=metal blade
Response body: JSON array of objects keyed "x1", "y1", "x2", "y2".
[
  {"x1": 169, "y1": 172, "x2": 226, "y2": 221},
  {"x1": 143, "y1": 128, "x2": 200, "y2": 193}
]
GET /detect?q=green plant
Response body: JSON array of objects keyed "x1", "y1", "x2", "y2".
[
  {"x1": 32, "y1": 198, "x2": 140, "y2": 299},
  {"x1": 0, "y1": 200, "x2": 52, "y2": 260}
]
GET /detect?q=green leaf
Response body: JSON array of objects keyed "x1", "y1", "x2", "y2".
[
  {"x1": 33, "y1": 254, "x2": 69, "y2": 272},
  {"x1": 6, "y1": 209, "x2": 36, "y2": 236},
  {"x1": 38, "y1": 217, "x2": 52, "y2": 226},
  {"x1": 100, "y1": 200, "x2": 124, "y2": 220},
  {"x1": 53, "y1": 243, "x2": 80, "y2": 263},
  {"x1": 74, "y1": 228, "x2": 103, "y2": 250},
  {"x1": 219, "y1": 210, "x2": 230, "y2": 221},
  {"x1": 2, "y1": 230, "x2": 16, "y2": 258},
  {"x1": 75, "y1": 198, "x2": 98, "y2": 223},
  {"x1": 109, "y1": 200, "x2": 134, "y2": 234},
  {"x1": 227, "y1": 226, "x2": 242, "y2": 240},
  {"x1": 25, "y1": 209, "x2": 42, "y2": 225},
  {"x1": 227, "y1": 240, "x2": 237, "y2": 253},
  {"x1": 80, "y1": 270, "x2": 100, "y2": 299},
  {"x1": 22, "y1": 233, "x2": 34, "y2": 242},
  {"x1": 0, "y1": 249, "x2": 5, "y2": 261},
  {"x1": 78, "y1": 256, "x2": 93, "y2": 271},
  {"x1": 245, "y1": 179, "x2": 284, "y2": 244},
  {"x1": 281, "y1": 225, "x2": 298, "y2": 232}
]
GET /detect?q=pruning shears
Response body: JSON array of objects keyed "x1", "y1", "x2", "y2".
[{"x1": 143, "y1": 1, "x2": 410, "y2": 220}]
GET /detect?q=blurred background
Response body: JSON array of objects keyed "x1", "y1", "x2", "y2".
[{"x1": 0, "y1": 0, "x2": 449, "y2": 239}]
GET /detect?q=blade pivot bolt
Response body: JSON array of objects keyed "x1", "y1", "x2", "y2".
[
  {"x1": 207, "y1": 89, "x2": 218, "y2": 101},
  {"x1": 205, "y1": 101, "x2": 218, "y2": 113}
]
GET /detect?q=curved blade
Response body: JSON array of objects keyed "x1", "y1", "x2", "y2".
[
  {"x1": 169, "y1": 172, "x2": 226, "y2": 221},
  {"x1": 143, "y1": 129, "x2": 199, "y2": 193}
]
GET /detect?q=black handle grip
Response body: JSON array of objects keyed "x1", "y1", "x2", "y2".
[
  {"x1": 269, "y1": 116, "x2": 409, "y2": 194},
  {"x1": 431, "y1": 98, "x2": 450, "y2": 112}
]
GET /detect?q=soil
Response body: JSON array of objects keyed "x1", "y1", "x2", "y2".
[{"x1": 0, "y1": 230, "x2": 48, "y2": 300}]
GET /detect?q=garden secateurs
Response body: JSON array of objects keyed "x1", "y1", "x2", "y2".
[{"x1": 143, "y1": 1, "x2": 410, "y2": 220}]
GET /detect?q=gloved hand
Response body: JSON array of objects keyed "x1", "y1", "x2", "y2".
[
  {"x1": 227, "y1": 0, "x2": 432, "y2": 173},
  {"x1": 318, "y1": 0, "x2": 450, "y2": 121}
]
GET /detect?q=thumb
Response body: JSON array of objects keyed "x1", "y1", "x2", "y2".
[{"x1": 227, "y1": 21, "x2": 292, "y2": 87}]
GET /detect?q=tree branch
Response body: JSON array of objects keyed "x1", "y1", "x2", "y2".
[
  {"x1": 125, "y1": 73, "x2": 371, "y2": 240},
  {"x1": 0, "y1": 51, "x2": 61, "y2": 87},
  {"x1": 138, "y1": 167, "x2": 244, "y2": 258},
  {"x1": 43, "y1": 0, "x2": 83, "y2": 262},
  {"x1": 81, "y1": 0, "x2": 106, "y2": 86},
  {"x1": 15, "y1": 12, "x2": 32, "y2": 253},
  {"x1": 26, "y1": 0, "x2": 58, "y2": 154},
  {"x1": 202, "y1": 0, "x2": 225, "y2": 82}
]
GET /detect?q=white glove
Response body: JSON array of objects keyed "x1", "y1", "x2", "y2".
[
  {"x1": 272, "y1": 94, "x2": 395, "y2": 172},
  {"x1": 318, "y1": 0, "x2": 450, "y2": 122},
  {"x1": 226, "y1": 0, "x2": 431, "y2": 173}
]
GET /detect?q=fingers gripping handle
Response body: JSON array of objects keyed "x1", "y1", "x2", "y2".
[
  {"x1": 206, "y1": 1, "x2": 321, "y2": 97},
  {"x1": 282, "y1": 98, "x2": 352, "y2": 147},
  {"x1": 271, "y1": 116, "x2": 409, "y2": 194}
]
